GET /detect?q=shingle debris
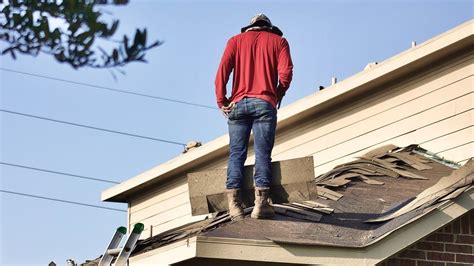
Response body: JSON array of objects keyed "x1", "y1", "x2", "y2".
[
  {"x1": 314, "y1": 144, "x2": 439, "y2": 203},
  {"x1": 131, "y1": 144, "x2": 472, "y2": 254},
  {"x1": 367, "y1": 159, "x2": 473, "y2": 222}
]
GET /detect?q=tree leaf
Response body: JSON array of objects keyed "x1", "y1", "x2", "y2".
[
  {"x1": 109, "y1": 20, "x2": 119, "y2": 36},
  {"x1": 10, "y1": 48, "x2": 16, "y2": 59},
  {"x1": 142, "y1": 29, "x2": 147, "y2": 45},
  {"x1": 131, "y1": 31, "x2": 139, "y2": 48},
  {"x1": 152, "y1": 40, "x2": 162, "y2": 47},
  {"x1": 112, "y1": 49, "x2": 118, "y2": 62},
  {"x1": 1, "y1": 1, "x2": 161, "y2": 71},
  {"x1": 12, "y1": 13, "x2": 21, "y2": 27}
]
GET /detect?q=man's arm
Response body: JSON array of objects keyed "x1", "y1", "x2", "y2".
[
  {"x1": 215, "y1": 37, "x2": 236, "y2": 108},
  {"x1": 277, "y1": 38, "x2": 293, "y2": 102}
]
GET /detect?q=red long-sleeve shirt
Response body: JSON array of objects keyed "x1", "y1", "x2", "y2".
[{"x1": 215, "y1": 30, "x2": 293, "y2": 108}]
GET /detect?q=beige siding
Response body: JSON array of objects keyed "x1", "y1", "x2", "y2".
[
  {"x1": 267, "y1": 56, "x2": 473, "y2": 175},
  {"x1": 135, "y1": 202, "x2": 191, "y2": 230},
  {"x1": 129, "y1": 170, "x2": 227, "y2": 239},
  {"x1": 131, "y1": 191, "x2": 189, "y2": 223},
  {"x1": 271, "y1": 57, "x2": 472, "y2": 155},
  {"x1": 130, "y1": 54, "x2": 473, "y2": 239},
  {"x1": 132, "y1": 180, "x2": 188, "y2": 213}
]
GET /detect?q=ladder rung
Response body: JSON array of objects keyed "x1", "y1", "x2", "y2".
[{"x1": 106, "y1": 248, "x2": 121, "y2": 256}]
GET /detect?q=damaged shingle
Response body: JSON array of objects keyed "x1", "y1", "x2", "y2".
[
  {"x1": 315, "y1": 144, "x2": 440, "y2": 201},
  {"x1": 366, "y1": 159, "x2": 473, "y2": 222},
  {"x1": 131, "y1": 144, "x2": 472, "y2": 255}
]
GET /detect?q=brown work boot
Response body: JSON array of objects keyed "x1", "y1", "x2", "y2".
[
  {"x1": 251, "y1": 187, "x2": 275, "y2": 219},
  {"x1": 226, "y1": 188, "x2": 244, "y2": 221}
]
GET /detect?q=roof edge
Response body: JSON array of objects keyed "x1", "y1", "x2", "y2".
[
  {"x1": 102, "y1": 19, "x2": 474, "y2": 202},
  {"x1": 128, "y1": 190, "x2": 472, "y2": 265},
  {"x1": 367, "y1": 188, "x2": 473, "y2": 262},
  {"x1": 195, "y1": 190, "x2": 473, "y2": 264}
]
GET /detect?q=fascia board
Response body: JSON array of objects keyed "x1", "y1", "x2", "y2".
[
  {"x1": 195, "y1": 236, "x2": 373, "y2": 265},
  {"x1": 102, "y1": 19, "x2": 473, "y2": 203}
]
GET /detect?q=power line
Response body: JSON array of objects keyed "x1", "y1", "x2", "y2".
[
  {"x1": 0, "y1": 109, "x2": 187, "y2": 147},
  {"x1": 0, "y1": 161, "x2": 120, "y2": 184},
  {"x1": 0, "y1": 67, "x2": 217, "y2": 110},
  {"x1": 0, "y1": 189, "x2": 126, "y2": 212}
]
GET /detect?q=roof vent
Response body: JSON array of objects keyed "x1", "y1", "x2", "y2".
[
  {"x1": 331, "y1": 77, "x2": 337, "y2": 85},
  {"x1": 364, "y1": 62, "x2": 378, "y2": 70},
  {"x1": 411, "y1": 41, "x2": 417, "y2": 48},
  {"x1": 183, "y1": 141, "x2": 202, "y2": 153}
]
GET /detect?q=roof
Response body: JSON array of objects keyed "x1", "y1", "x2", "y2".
[
  {"x1": 102, "y1": 20, "x2": 474, "y2": 202},
  {"x1": 131, "y1": 145, "x2": 473, "y2": 257}
]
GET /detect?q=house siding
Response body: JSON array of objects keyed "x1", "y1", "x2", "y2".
[
  {"x1": 378, "y1": 209, "x2": 474, "y2": 266},
  {"x1": 267, "y1": 54, "x2": 473, "y2": 175},
  {"x1": 129, "y1": 177, "x2": 207, "y2": 239},
  {"x1": 129, "y1": 49, "x2": 473, "y2": 239}
]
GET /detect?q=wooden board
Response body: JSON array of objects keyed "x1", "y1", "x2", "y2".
[{"x1": 187, "y1": 157, "x2": 317, "y2": 215}]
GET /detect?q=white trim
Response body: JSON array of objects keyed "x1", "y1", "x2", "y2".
[{"x1": 195, "y1": 237, "x2": 371, "y2": 265}]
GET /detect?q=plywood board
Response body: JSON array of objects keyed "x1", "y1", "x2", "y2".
[{"x1": 187, "y1": 157, "x2": 316, "y2": 215}]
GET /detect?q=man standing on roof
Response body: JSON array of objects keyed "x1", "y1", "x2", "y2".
[{"x1": 215, "y1": 14, "x2": 293, "y2": 220}]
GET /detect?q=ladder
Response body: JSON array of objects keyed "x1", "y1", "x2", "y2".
[{"x1": 98, "y1": 223, "x2": 144, "y2": 266}]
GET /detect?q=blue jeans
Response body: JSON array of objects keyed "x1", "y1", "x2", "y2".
[{"x1": 226, "y1": 97, "x2": 277, "y2": 189}]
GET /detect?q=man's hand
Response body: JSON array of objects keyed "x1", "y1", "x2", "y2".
[
  {"x1": 277, "y1": 86, "x2": 286, "y2": 101},
  {"x1": 220, "y1": 102, "x2": 235, "y2": 118},
  {"x1": 277, "y1": 86, "x2": 286, "y2": 109}
]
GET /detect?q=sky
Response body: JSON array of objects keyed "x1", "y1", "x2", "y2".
[{"x1": 0, "y1": 0, "x2": 472, "y2": 265}]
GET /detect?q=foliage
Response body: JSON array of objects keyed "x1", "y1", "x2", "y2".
[{"x1": 0, "y1": 0, "x2": 162, "y2": 69}]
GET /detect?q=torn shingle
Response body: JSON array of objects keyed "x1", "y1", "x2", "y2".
[
  {"x1": 286, "y1": 202, "x2": 334, "y2": 214},
  {"x1": 131, "y1": 145, "x2": 470, "y2": 255},
  {"x1": 316, "y1": 186, "x2": 343, "y2": 201},
  {"x1": 363, "y1": 144, "x2": 399, "y2": 158},
  {"x1": 366, "y1": 159, "x2": 473, "y2": 223},
  {"x1": 273, "y1": 204, "x2": 323, "y2": 222}
]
